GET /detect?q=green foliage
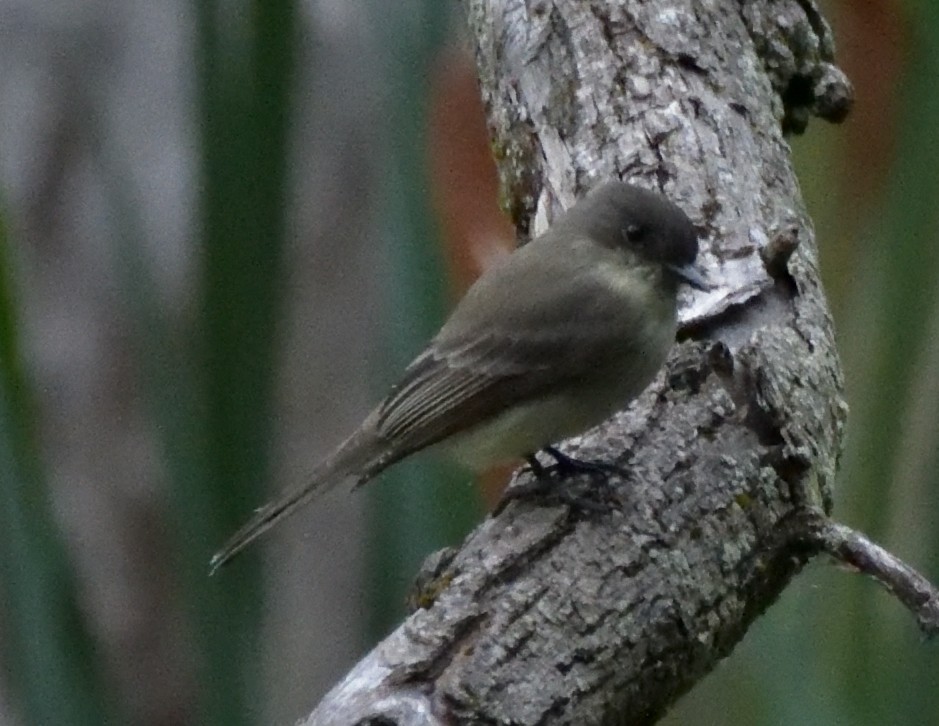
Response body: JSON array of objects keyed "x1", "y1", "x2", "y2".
[
  {"x1": 363, "y1": 0, "x2": 484, "y2": 638},
  {"x1": 1, "y1": 1, "x2": 302, "y2": 723},
  {"x1": 173, "y1": 1, "x2": 297, "y2": 723},
  {"x1": 0, "y1": 208, "x2": 115, "y2": 724}
]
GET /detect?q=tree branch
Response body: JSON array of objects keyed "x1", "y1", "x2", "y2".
[
  {"x1": 300, "y1": 1, "x2": 935, "y2": 724},
  {"x1": 798, "y1": 512, "x2": 939, "y2": 637}
]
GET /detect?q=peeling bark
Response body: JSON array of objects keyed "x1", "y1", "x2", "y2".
[{"x1": 301, "y1": 2, "x2": 935, "y2": 724}]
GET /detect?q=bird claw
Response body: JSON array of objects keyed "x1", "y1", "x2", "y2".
[
  {"x1": 493, "y1": 447, "x2": 625, "y2": 516},
  {"x1": 538, "y1": 445, "x2": 631, "y2": 479}
]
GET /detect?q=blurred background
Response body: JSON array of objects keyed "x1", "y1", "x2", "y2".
[{"x1": 0, "y1": 0, "x2": 936, "y2": 724}]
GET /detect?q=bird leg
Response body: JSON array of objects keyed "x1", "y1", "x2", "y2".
[
  {"x1": 539, "y1": 445, "x2": 631, "y2": 479},
  {"x1": 492, "y1": 447, "x2": 626, "y2": 516}
]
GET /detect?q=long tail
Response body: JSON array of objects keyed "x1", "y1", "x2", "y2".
[{"x1": 209, "y1": 419, "x2": 387, "y2": 574}]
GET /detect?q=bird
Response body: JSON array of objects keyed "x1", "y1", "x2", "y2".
[{"x1": 210, "y1": 181, "x2": 707, "y2": 572}]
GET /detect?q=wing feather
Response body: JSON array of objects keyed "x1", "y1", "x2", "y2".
[
  {"x1": 373, "y1": 238, "x2": 653, "y2": 456},
  {"x1": 377, "y1": 315, "x2": 630, "y2": 454}
]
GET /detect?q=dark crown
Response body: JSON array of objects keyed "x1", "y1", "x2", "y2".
[{"x1": 559, "y1": 181, "x2": 699, "y2": 268}]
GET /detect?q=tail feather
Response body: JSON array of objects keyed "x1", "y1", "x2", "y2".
[
  {"x1": 210, "y1": 419, "x2": 386, "y2": 574},
  {"x1": 209, "y1": 474, "x2": 339, "y2": 574}
]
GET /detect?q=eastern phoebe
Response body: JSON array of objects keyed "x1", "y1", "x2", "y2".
[{"x1": 211, "y1": 181, "x2": 707, "y2": 571}]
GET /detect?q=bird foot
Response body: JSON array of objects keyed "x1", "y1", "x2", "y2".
[
  {"x1": 492, "y1": 446, "x2": 625, "y2": 516},
  {"x1": 538, "y1": 445, "x2": 631, "y2": 479}
]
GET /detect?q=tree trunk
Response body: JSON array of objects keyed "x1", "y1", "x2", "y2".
[{"x1": 303, "y1": 1, "x2": 938, "y2": 724}]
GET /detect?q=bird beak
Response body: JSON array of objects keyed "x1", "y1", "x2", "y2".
[{"x1": 667, "y1": 263, "x2": 712, "y2": 291}]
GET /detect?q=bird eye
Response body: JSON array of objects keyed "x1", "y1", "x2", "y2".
[{"x1": 624, "y1": 224, "x2": 645, "y2": 243}]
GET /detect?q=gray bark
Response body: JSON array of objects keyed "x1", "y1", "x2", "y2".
[{"x1": 304, "y1": 1, "x2": 937, "y2": 724}]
